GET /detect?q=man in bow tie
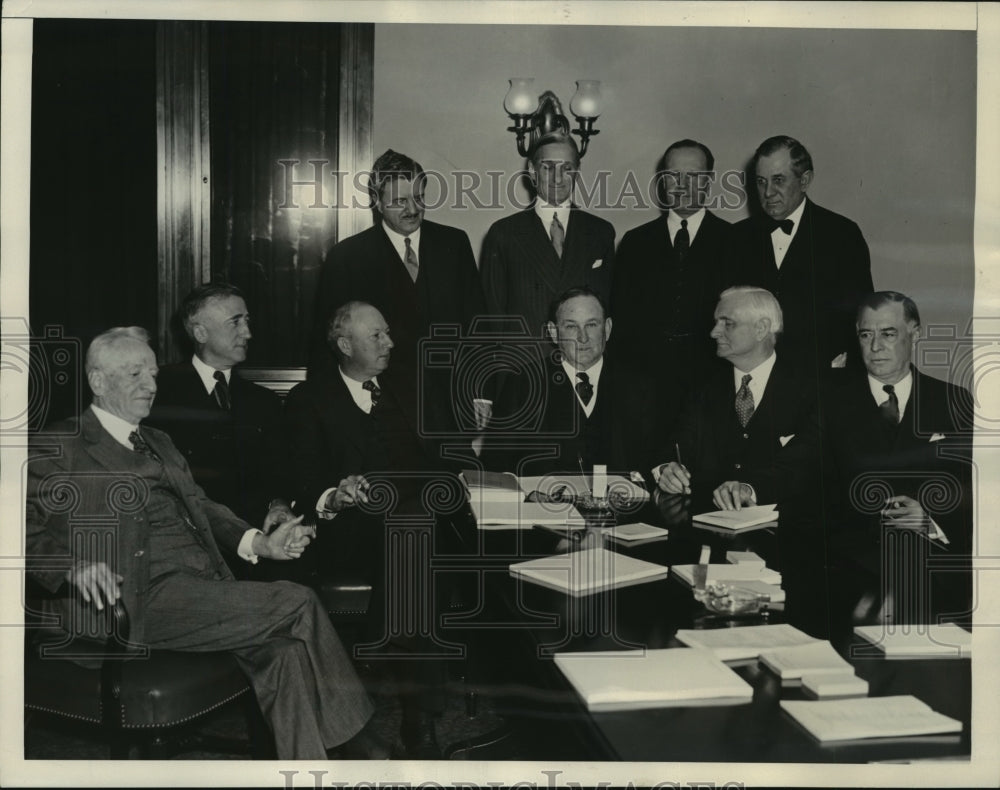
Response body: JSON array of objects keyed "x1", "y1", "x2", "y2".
[
  {"x1": 25, "y1": 326, "x2": 387, "y2": 760},
  {"x1": 732, "y1": 135, "x2": 873, "y2": 376},
  {"x1": 720, "y1": 291, "x2": 975, "y2": 633}
]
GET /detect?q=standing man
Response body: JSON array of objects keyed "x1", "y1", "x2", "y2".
[
  {"x1": 612, "y1": 139, "x2": 735, "y2": 422},
  {"x1": 733, "y1": 135, "x2": 873, "y2": 374},
  {"x1": 148, "y1": 284, "x2": 292, "y2": 534},
  {"x1": 25, "y1": 327, "x2": 388, "y2": 760},
  {"x1": 719, "y1": 292, "x2": 974, "y2": 633},
  {"x1": 311, "y1": 149, "x2": 488, "y2": 441},
  {"x1": 481, "y1": 131, "x2": 616, "y2": 339}
]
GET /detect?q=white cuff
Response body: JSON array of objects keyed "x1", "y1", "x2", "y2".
[
  {"x1": 927, "y1": 517, "x2": 950, "y2": 545},
  {"x1": 238, "y1": 529, "x2": 263, "y2": 564}
]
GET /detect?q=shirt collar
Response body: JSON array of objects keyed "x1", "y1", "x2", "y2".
[
  {"x1": 772, "y1": 198, "x2": 807, "y2": 238},
  {"x1": 733, "y1": 351, "x2": 778, "y2": 390},
  {"x1": 868, "y1": 369, "x2": 913, "y2": 408},
  {"x1": 382, "y1": 221, "x2": 421, "y2": 263},
  {"x1": 339, "y1": 367, "x2": 380, "y2": 414},
  {"x1": 666, "y1": 207, "x2": 706, "y2": 242},
  {"x1": 192, "y1": 353, "x2": 230, "y2": 395},
  {"x1": 560, "y1": 354, "x2": 605, "y2": 386},
  {"x1": 90, "y1": 404, "x2": 140, "y2": 449},
  {"x1": 535, "y1": 200, "x2": 572, "y2": 233}
]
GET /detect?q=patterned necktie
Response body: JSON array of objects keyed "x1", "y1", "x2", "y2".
[
  {"x1": 880, "y1": 384, "x2": 900, "y2": 425},
  {"x1": 575, "y1": 371, "x2": 594, "y2": 406},
  {"x1": 768, "y1": 217, "x2": 794, "y2": 235},
  {"x1": 212, "y1": 370, "x2": 231, "y2": 410},
  {"x1": 550, "y1": 212, "x2": 565, "y2": 258},
  {"x1": 674, "y1": 218, "x2": 690, "y2": 260},
  {"x1": 403, "y1": 237, "x2": 419, "y2": 282},
  {"x1": 129, "y1": 429, "x2": 161, "y2": 463},
  {"x1": 362, "y1": 379, "x2": 382, "y2": 410},
  {"x1": 735, "y1": 374, "x2": 755, "y2": 427}
]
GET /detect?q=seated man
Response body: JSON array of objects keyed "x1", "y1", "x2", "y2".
[
  {"x1": 147, "y1": 283, "x2": 292, "y2": 531},
  {"x1": 655, "y1": 286, "x2": 816, "y2": 508},
  {"x1": 25, "y1": 327, "x2": 387, "y2": 760},
  {"x1": 485, "y1": 286, "x2": 660, "y2": 483},
  {"x1": 284, "y1": 301, "x2": 467, "y2": 759},
  {"x1": 720, "y1": 291, "x2": 974, "y2": 632}
]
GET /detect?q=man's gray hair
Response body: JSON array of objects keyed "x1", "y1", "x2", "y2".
[
  {"x1": 326, "y1": 300, "x2": 370, "y2": 359},
  {"x1": 720, "y1": 286, "x2": 784, "y2": 334},
  {"x1": 85, "y1": 326, "x2": 151, "y2": 375}
]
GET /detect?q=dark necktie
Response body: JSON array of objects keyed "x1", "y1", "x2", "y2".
[
  {"x1": 674, "y1": 218, "x2": 690, "y2": 260},
  {"x1": 403, "y1": 237, "x2": 419, "y2": 282},
  {"x1": 550, "y1": 212, "x2": 565, "y2": 258},
  {"x1": 129, "y1": 429, "x2": 161, "y2": 463},
  {"x1": 735, "y1": 374, "x2": 755, "y2": 427},
  {"x1": 212, "y1": 370, "x2": 231, "y2": 410},
  {"x1": 575, "y1": 371, "x2": 593, "y2": 406},
  {"x1": 768, "y1": 217, "x2": 794, "y2": 235},
  {"x1": 363, "y1": 379, "x2": 381, "y2": 410},
  {"x1": 880, "y1": 384, "x2": 900, "y2": 425}
]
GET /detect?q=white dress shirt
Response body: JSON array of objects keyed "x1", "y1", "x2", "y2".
[
  {"x1": 733, "y1": 351, "x2": 778, "y2": 408},
  {"x1": 868, "y1": 370, "x2": 913, "y2": 417},
  {"x1": 666, "y1": 207, "x2": 706, "y2": 246},
  {"x1": 771, "y1": 198, "x2": 807, "y2": 269},
  {"x1": 561, "y1": 356, "x2": 604, "y2": 418},
  {"x1": 191, "y1": 353, "x2": 231, "y2": 395},
  {"x1": 535, "y1": 200, "x2": 572, "y2": 239},
  {"x1": 382, "y1": 221, "x2": 421, "y2": 265},
  {"x1": 91, "y1": 404, "x2": 262, "y2": 562}
]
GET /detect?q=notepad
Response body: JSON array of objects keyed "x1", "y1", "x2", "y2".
[
  {"x1": 470, "y1": 498, "x2": 580, "y2": 529},
  {"x1": 780, "y1": 695, "x2": 962, "y2": 742},
  {"x1": 759, "y1": 641, "x2": 855, "y2": 683},
  {"x1": 601, "y1": 522, "x2": 669, "y2": 543},
  {"x1": 554, "y1": 648, "x2": 754, "y2": 711},
  {"x1": 692, "y1": 504, "x2": 778, "y2": 531},
  {"x1": 853, "y1": 624, "x2": 972, "y2": 659},
  {"x1": 671, "y1": 563, "x2": 782, "y2": 588},
  {"x1": 509, "y1": 547, "x2": 668, "y2": 596},
  {"x1": 801, "y1": 674, "x2": 869, "y2": 699},
  {"x1": 675, "y1": 623, "x2": 820, "y2": 663}
]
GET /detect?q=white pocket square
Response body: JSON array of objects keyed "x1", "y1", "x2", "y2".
[
  {"x1": 591, "y1": 259, "x2": 603, "y2": 269},
  {"x1": 779, "y1": 434, "x2": 795, "y2": 447},
  {"x1": 929, "y1": 433, "x2": 946, "y2": 442}
]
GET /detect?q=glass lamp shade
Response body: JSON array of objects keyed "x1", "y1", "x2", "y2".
[
  {"x1": 570, "y1": 80, "x2": 602, "y2": 119},
  {"x1": 504, "y1": 78, "x2": 536, "y2": 116}
]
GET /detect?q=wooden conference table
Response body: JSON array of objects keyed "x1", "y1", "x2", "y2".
[{"x1": 443, "y1": 492, "x2": 972, "y2": 763}]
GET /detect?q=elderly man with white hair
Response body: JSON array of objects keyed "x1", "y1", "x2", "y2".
[{"x1": 654, "y1": 286, "x2": 816, "y2": 509}]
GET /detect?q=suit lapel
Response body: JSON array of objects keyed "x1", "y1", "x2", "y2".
[{"x1": 519, "y1": 209, "x2": 564, "y2": 296}]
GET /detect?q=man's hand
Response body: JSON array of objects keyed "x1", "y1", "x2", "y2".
[
  {"x1": 254, "y1": 516, "x2": 316, "y2": 561},
  {"x1": 66, "y1": 561, "x2": 122, "y2": 611},
  {"x1": 325, "y1": 474, "x2": 371, "y2": 512},
  {"x1": 656, "y1": 462, "x2": 691, "y2": 495},
  {"x1": 882, "y1": 495, "x2": 930, "y2": 534},
  {"x1": 263, "y1": 501, "x2": 296, "y2": 534},
  {"x1": 712, "y1": 481, "x2": 755, "y2": 511}
]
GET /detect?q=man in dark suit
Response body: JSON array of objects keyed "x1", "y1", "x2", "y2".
[
  {"x1": 486, "y1": 286, "x2": 660, "y2": 481},
  {"x1": 732, "y1": 135, "x2": 873, "y2": 374},
  {"x1": 481, "y1": 133, "x2": 616, "y2": 340},
  {"x1": 25, "y1": 327, "x2": 388, "y2": 760},
  {"x1": 722, "y1": 292, "x2": 974, "y2": 632},
  {"x1": 312, "y1": 149, "x2": 489, "y2": 441},
  {"x1": 612, "y1": 139, "x2": 735, "y2": 423},
  {"x1": 655, "y1": 286, "x2": 816, "y2": 509},
  {"x1": 147, "y1": 284, "x2": 291, "y2": 533},
  {"x1": 286, "y1": 302, "x2": 467, "y2": 759}
]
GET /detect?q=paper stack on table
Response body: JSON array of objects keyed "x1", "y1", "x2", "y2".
[
  {"x1": 759, "y1": 640, "x2": 856, "y2": 684},
  {"x1": 675, "y1": 623, "x2": 821, "y2": 663},
  {"x1": 853, "y1": 623, "x2": 972, "y2": 659},
  {"x1": 554, "y1": 647, "x2": 754, "y2": 711},
  {"x1": 509, "y1": 547, "x2": 668, "y2": 596},
  {"x1": 781, "y1": 695, "x2": 962, "y2": 742},
  {"x1": 692, "y1": 503, "x2": 778, "y2": 532}
]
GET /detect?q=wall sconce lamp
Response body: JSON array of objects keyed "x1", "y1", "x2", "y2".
[{"x1": 504, "y1": 78, "x2": 602, "y2": 158}]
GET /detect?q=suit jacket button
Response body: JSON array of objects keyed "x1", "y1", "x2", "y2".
[
  {"x1": 734, "y1": 463, "x2": 742, "y2": 470},
  {"x1": 133, "y1": 550, "x2": 144, "y2": 557},
  {"x1": 742, "y1": 433, "x2": 749, "y2": 439}
]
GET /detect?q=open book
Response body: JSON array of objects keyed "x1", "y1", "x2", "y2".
[
  {"x1": 509, "y1": 547, "x2": 668, "y2": 596},
  {"x1": 675, "y1": 623, "x2": 820, "y2": 663},
  {"x1": 554, "y1": 648, "x2": 754, "y2": 711}
]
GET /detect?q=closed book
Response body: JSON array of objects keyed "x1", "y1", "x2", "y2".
[
  {"x1": 760, "y1": 641, "x2": 855, "y2": 684},
  {"x1": 554, "y1": 648, "x2": 754, "y2": 711},
  {"x1": 692, "y1": 504, "x2": 778, "y2": 531},
  {"x1": 781, "y1": 696, "x2": 962, "y2": 742},
  {"x1": 510, "y1": 547, "x2": 668, "y2": 596}
]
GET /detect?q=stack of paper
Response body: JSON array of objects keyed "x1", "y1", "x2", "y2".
[
  {"x1": 601, "y1": 522, "x2": 669, "y2": 544},
  {"x1": 675, "y1": 623, "x2": 821, "y2": 663},
  {"x1": 759, "y1": 641, "x2": 855, "y2": 683},
  {"x1": 672, "y1": 562, "x2": 782, "y2": 588},
  {"x1": 692, "y1": 504, "x2": 778, "y2": 532},
  {"x1": 854, "y1": 624, "x2": 972, "y2": 659},
  {"x1": 509, "y1": 547, "x2": 668, "y2": 596},
  {"x1": 554, "y1": 648, "x2": 754, "y2": 711},
  {"x1": 801, "y1": 674, "x2": 869, "y2": 699},
  {"x1": 781, "y1": 695, "x2": 962, "y2": 742}
]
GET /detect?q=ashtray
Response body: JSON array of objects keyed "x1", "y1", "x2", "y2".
[{"x1": 695, "y1": 582, "x2": 771, "y2": 616}]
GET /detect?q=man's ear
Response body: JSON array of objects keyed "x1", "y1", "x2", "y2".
[
  {"x1": 604, "y1": 316, "x2": 613, "y2": 341},
  {"x1": 755, "y1": 317, "x2": 772, "y2": 340},
  {"x1": 87, "y1": 369, "x2": 105, "y2": 398},
  {"x1": 336, "y1": 336, "x2": 352, "y2": 358},
  {"x1": 799, "y1": 169, "x2": 814, "y2": 192},
  {"x1": 191, "y1": 323, "x2": 208, "y2": 345},
  {"x1": 546, "y1": 321, "x2": 558, "y2": 344}
]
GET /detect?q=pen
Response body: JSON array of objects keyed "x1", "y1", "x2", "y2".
[
  {"x1": 577, "y1": 455, "x2": 593, "y2": 495},
  {"x1": 675, "y1": 443, "x2": 683, "y2": 467}
]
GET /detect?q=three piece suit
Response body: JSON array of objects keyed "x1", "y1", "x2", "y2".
[{"x1": 25, "y1": 408, "x2": 372, "y2": 759}]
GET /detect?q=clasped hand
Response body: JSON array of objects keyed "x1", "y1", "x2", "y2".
[{"x1": 326, "y1": 474, "x2": 371, "y2": 512}]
